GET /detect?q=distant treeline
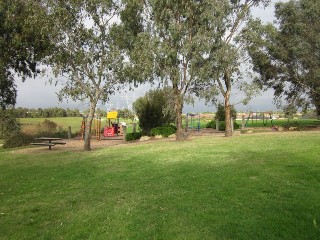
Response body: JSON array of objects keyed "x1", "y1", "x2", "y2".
[
  {"x1": 9, "y1": 107, "x2": 135, "y2": 119},
  {"x1": 11, "y1": 107, "x2": 83, "y2": 118}
]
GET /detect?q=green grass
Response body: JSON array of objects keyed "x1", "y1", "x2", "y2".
[
  {"x1": 244, "y1": 118, "x2": 320, "y2": 128},
  {"x1": 1, "y1": 132, "x2": 320, "y2": 239}
]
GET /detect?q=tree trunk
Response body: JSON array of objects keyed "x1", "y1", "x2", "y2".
[
  {"x1": 224, "y1": 70, "x2": 232, "y2": 137},
  {"x1": 84, "y1": 101, "x2": 97, "y2": 151},
  {"x1": 174, "y1": 87, "x2": 186, "y2": 141}
]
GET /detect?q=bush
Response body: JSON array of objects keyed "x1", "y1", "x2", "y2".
[
  {"x1": 133, "y1": 88, "x2": 175, "y2": 134},
  {"x1": 150, "y1": 125, "x2": 177, "y2": 137},
  {"x1": 35, "y1": 130, "x2": 69, "y2": 139},
  {"x1": 215, "y1": 103, "x2": 237, "y2": 121},
  {"x1": 125, "y1": 132, "x2": 142, "y2": 141},
  {"x1": 37, "y1": 119, "x2": 57, "y2": 133},
  {"x1": 0, "y1": 109, "x2": 21, "y2": 138},
  {"x1": 206, "y1": 120, "x2": 240, "y2": 131},
  {"x1": 3, "y1": 132, "x2": 34, "y2": 149}
]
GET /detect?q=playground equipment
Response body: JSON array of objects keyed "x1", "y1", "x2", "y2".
[
  {"x1": 79, "y1": 115, "x2": 102, "y2": 140},
  {"x1": 104, "y1": 110, "x2": 122, "y2": 137},
  {"x1": 93, "y1": 115, "x2": 102, "y2": 140},
  {"x1": 79, "y1": 116, "x2": 87, "y2": 140},
  {"x1": 186, "y1": 113, "x2": 201, "y2": 131},
  {"x1": 245, "y1": 112, "x2": 274, "y2": 127}
]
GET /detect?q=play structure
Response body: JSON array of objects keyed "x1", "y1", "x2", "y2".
[
  {"x1": 79, "y1": 115, "x2": 102, "y2": 140},
  {"x1": 245, "y1": 112, "x2": 274, "y2": 127},
  {"x1": 186, "y1": 113, "x2": 201, "y2": 131},
  {"x1": 103, "y1": 110, "x2": 123, "y2": 137}
]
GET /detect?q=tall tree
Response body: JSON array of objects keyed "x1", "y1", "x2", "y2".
[
  {"x1": 117, "y1": 0, "x2": 230, "y2": 140},
  {"x1": 49, "y1": 0, "x2": 125, "y2": 151},
  {"x1": 241, "y1": 0, "x2": 320, "y2": 116},
  {"x1": 197, "y1": 0, "x2": 270, "y2": 137},
  {"x1": 0, "y1": 0, "x2": 52, "y2": 109}
]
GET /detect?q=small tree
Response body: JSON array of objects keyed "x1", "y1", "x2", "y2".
[
  {"x1": 0, "y1": 109, "x2": 21, "y2": 138},
  {"x1": 49, "y1": 0, "x2": 125, "y2": 151},
  {"x1": 133, "y1": 88, "x2": 175, "y2": 134}
]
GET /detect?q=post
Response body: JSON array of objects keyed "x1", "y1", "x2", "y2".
[
  {"x1": 122, "y1": 125, "x2": 127, "y2": 140},
  {"x1": 216, "y1": 120, "x2": 219, "y2": 131},
  {"x1": 68, "y1": 126, "x2": 72, "y2": 139},
  {"x1": 132, "y1": 123, "x2": 137, "y2": 133},
  {"x1": 242, "y1": 115, "x2": 245, "y2": 130},
  {"x1": 185, "y1": 113, "x2": 189, "y2": 132},
  {"x1": 231, "y1": 117, "x2": 234, "y2": 132}
]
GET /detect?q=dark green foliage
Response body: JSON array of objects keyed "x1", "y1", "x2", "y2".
[
  {"x1": 0, "y1": 0, "x2": 53, "y2": 109},
  {"x1": 0, "y1": 109, "x2": 21, "y2": 138},
  {"x1": 206, "y1": 120, "x2": 240, "y2": 131},
  {"x1": 206, "y1": 120, "x2": 216, "y2": 128},
  {"x1": 125, "y1": 132, "x2": 142, "y2": 141},
  {"x1": 150, "y1": 125, "x2": 177, "y2": 137},
  {"x1": 215, "y1": 103, "x2": 237, "y2": 121},
  {"x1": 3, "y1": 132, "x2": 34, "y2": 148},
  {"x1": 133, "y1": 88, "x2": 175, "y2": 134}
]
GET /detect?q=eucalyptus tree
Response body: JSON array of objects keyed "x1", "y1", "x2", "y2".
[
  {"x1": 117, "y1": 0, "x2": 230, "y2": 140},
  {"x1": 196, "y1": 0, "x2": 270, "y2": 137},
  {"x1": 241, "y1": 0, "x2": 320, "y2": 116},
  {"x1": 0, "y1": 0, "x2": 52, "y2": 109},
  {"x1": 49, "y1": 0, "x2": 125, "y2": 151}
]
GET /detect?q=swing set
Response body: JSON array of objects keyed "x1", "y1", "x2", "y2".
[{"x1": 245, "y1": 112, "x2": 274, "y2": 127}]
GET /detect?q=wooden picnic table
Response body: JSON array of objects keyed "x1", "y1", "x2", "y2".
[{"x1": 30, "y1": 137, "x2": 66, "y2": 150}]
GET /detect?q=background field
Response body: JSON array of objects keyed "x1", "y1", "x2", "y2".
[{"x1": 1, "y1": 131, "x2": 319, "y2": 239}]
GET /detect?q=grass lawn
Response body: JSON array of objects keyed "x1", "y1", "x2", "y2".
[{"x1": 0, "y1": 132, "x2": 319, "y2": 239}]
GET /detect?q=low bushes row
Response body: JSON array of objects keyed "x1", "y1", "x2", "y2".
[
  {"x1": 206, "y1": 120, "x2": 240, "y2": 131},
  {"x1": 150, "y1": 125, "x2": 177, "y2": 137}
]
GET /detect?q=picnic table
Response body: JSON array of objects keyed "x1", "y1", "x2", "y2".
[{"x1": 30, "y1": 137, "x2": 66, "y2": 150}]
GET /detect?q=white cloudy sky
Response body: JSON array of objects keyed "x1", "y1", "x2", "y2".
[{"x1": 15, "y1": 1, "x2": 283, "y2": 113}]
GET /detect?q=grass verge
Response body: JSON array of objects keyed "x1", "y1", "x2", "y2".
[{"x1": 0, "y1": 132, "x2": 319, "y2": 239}]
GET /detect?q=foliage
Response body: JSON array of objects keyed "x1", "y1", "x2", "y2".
[
  {"x1": 48, "y1": 0, "x2": 125, "y2": 151},
  {"x1": 0, "y1": 0, "x2": 53, "y2": 109},
  {"x1": 241, "y1": 0, "x2": 320, "y2": 116},
  {"x1": 133, "y1": 88, "x2": 175, "y2": 134},
  {"x1": 214, "y1": 103, "x2": 237, "y2": 121},
  {"x1": 206, "y1": 120, "x2": 240, "y2": 131},
  {"x1": 118, "y1": 0, "x2": 239, "y2": 140},
  {"x1": 125, "y1": 132, "x2": 142, "y2": 141},
  {"x1": 150, "y1": 125, "x2": 177, "y2": 137},
  {"x1": 118, "y1": 108, "x2": 135, "y2": 120},
  {"x1": 0, "y1": 109, "x2": 21, "y2": 138},
  {"x1": 3, "y1": 132, "x2": 34, "y2": 148},
  {"x1": 36, "y1": 119, "x2": 57, "y2": 134}
]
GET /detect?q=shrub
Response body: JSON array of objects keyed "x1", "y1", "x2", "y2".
[
  {"x1": 37, "y1": 119, "x2": 57, "y2": 133},
  {"x1": 206, "y1": 120, "x2": 215, "y2": 128},
  {"x1": 0, "y1": 109, "x2": 21, "y2": 138},
  {"x1": 125, "y1": 132, "x2": 142, "y2": 141},
  {"x1": 35, "y1": 130, "x2": 69, "y2": 139},
  {"x1": 206, "y1": 120, "x2": 240, "y2": 131},
  {"x1": 3, "y1": 132, "x2": 34, "y2": 149},
  {"x1": 150, "y1": 125, "x2": 177, "y2": 137},
  {"x1": 215, "y1": 103, "x2": 237, "y2": 121},
  {"x1": 133, "y1": 88, "x2": 175, "y2": 134}
]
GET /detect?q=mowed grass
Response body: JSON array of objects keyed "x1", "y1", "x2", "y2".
[{"x1": 0, "y1": 132, "x2": 320, "y2": 239}]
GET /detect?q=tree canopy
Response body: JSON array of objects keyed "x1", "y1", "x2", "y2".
[
  {"x1": 0, "y1": 0, "x2": 52, "y2": 109},
  {"x1": 242, "y1": 0, "x2": 320, "y2": 116}
]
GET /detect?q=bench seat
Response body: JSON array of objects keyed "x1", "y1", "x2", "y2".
[
  {"x1": 30, "y1": 142, "x2": 55, "y2": 146},
  {"x1": 51, "y1": 141, "x2": 67, "y2": 145}
]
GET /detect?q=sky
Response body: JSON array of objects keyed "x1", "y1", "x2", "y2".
[{"x1": 15, "y1": 1, "x2": 282, "y2": 114}]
